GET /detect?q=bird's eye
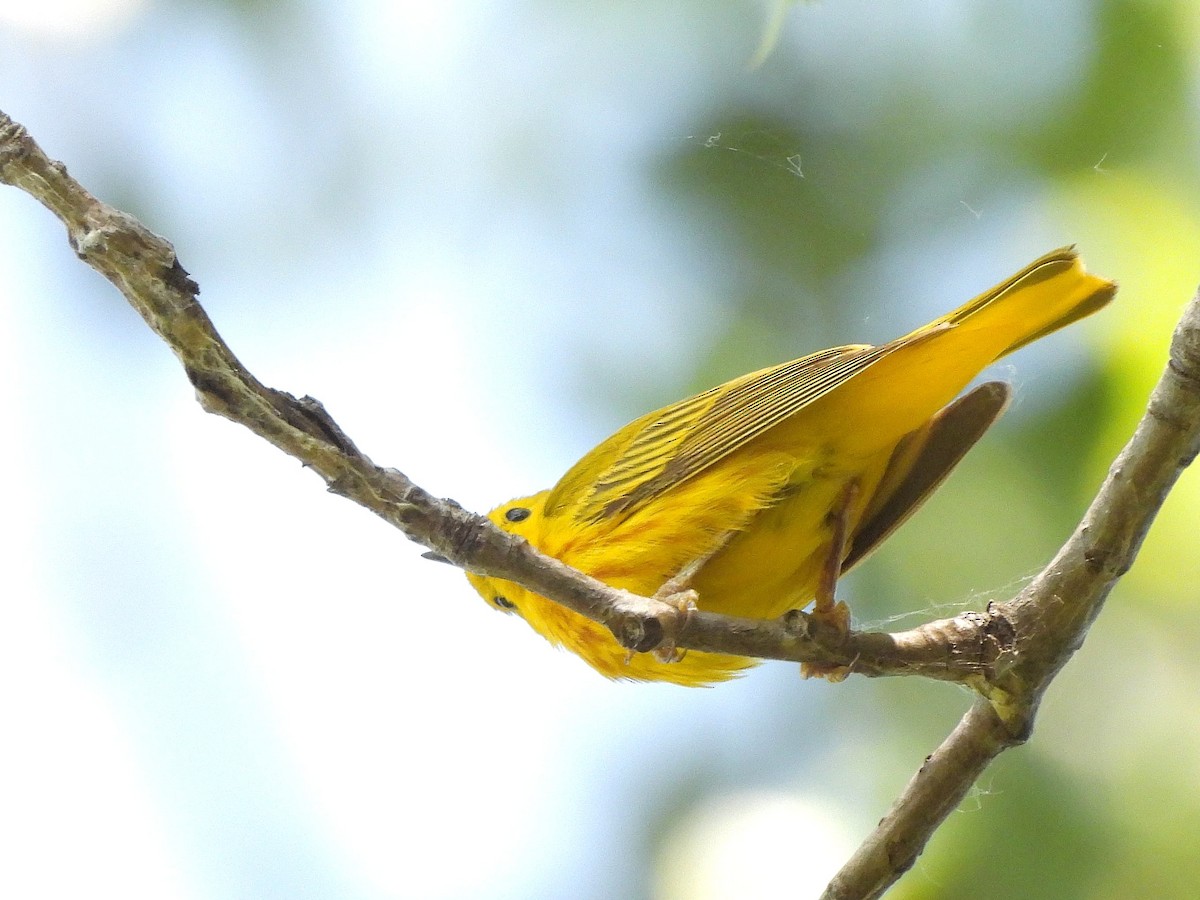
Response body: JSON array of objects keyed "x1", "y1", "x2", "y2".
[
  {"x1": 493, "y1": 595, "x2": 517, "y2": 611},
  {"x1": 505, "y1": 507, "x2": 531, "y2": 523}
]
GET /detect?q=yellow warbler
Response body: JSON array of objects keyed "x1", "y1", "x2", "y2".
[{"x1": 465, "y1": 248, "x2": 1115, "y2": 686}]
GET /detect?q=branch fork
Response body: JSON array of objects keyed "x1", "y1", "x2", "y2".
[{"x1": 5, "y1": 107, "x2": 1198, "y2": 900}]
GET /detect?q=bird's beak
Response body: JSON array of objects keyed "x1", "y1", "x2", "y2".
[{"x1": 421, "y1": 550, "x2": 452, "y2": 565}]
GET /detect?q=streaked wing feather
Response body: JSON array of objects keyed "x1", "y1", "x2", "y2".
[
  {"x1": 541, "y1": 382, "x2": 722, "y2": 520},
  {"x1": 575, "y1": 343, "x2": 895, "y2": 522}
]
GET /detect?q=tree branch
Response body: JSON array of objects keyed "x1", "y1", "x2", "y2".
[
  {"x1": 0, "y1": 107, "x2": 1003, "y2": 681},
  {"x1": 821, "y1": 284, "x2": 1200, "y2": 898},
  {"x1": 4, "y1": 107, "x2": 1197, "y2": 898}
]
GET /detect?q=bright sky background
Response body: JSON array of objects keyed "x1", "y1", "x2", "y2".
[
  {"x1": 0, "y1": 3, "x2": 853, "y2": 897},
  {"x1": 3, "y1": 1, "x2": 1192, "y2": 898}
]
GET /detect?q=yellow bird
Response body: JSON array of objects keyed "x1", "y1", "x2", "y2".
[{"x1": 464, "y1": 248, "x2": 1115, "y2": 686}]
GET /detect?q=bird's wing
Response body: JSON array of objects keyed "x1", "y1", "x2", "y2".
[{"x1": 546, "y1": 340, "x2": 925, "y2": 523}]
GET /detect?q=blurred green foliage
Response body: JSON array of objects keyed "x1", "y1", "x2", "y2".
[{"x1": 632, "y1": 1, "x2": 1200, "y2": 898}]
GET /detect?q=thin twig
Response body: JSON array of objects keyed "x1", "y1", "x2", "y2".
[{"x1": 0, "y1": 107, "x2": 995, "y2": 681}]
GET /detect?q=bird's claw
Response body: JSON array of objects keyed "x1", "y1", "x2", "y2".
[
  {"x1": 649, "y1": 587, "x2": 698, "y2": 664},
  {"x1": 800, "y1": 600, "x2": 853, "y2": 682}
]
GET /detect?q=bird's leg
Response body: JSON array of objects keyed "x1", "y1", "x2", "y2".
[
  {"x1": 655, "y1": 549, "x2": 710, "y2": 603},
  {"x1": 635, "y1": 530, "x2": 737, "y2": 664},
  {"x1": 654, "y1": 524, "x2": 739, "y2": 602},
  {"x1": 813, "y1": 479, "x2": 858, "y2": 625},
  {"x1": 801, "y1": 480, "x2": 858, "y2": 680}
]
